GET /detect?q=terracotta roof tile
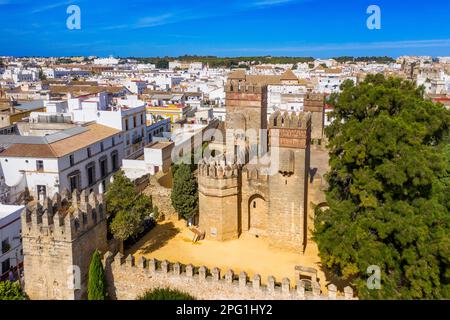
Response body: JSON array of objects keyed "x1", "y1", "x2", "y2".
[{"x1": 0, "y1": 123, "x2": 120, "y2": 158}]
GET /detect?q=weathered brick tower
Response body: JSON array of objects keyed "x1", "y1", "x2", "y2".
[
  {"x1": 21, "y1": 189, "x2": 108, "y2": 300},
  {"x1": 303, "y1": 93, "x2": 325, "y2": 142},
  {"x1": 268, "y1": 111, "x2": 311, "y2": 249},
  {"x1": 198, "y1": 71, "x2": 312, "y2": 251},
  {"x1": 225, "y1": 70, "x2": 268, "y2": 155},
  {"x1": 198, "y1": 157, "x2": 241, "y2": 240}
]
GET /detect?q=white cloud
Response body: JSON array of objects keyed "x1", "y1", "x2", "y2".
[{"x1": 30, "y1": 0, "x2": 76, "y2": 14}]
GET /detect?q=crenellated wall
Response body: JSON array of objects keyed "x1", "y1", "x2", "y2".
[
  {"x1": 104, "y1": 252, "x2": 356, "y2": 301},
  {"x1": 22, "y1": 189, "x2": 108, "y2": 300},
  {"x1": 198, "y1": 156, "x2": 241, "y2": 240},
  {"x1": 303, "y1": 93, "x2": 325, "y2": 141}
]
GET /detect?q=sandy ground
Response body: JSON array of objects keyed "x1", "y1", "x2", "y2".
[
  {"x1": 128, "y1": 218, "x2": 328, "y2": 290},
  {"x1": 127, "y1": 147, "x2": 335, "y2": 292}
]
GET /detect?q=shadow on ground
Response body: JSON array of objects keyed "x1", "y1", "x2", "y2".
[
  {"x1": 128, "y1": 221, "x2": 181, "y2": 255},
  {"x1": 319, "y1": 262, "x2": 352, "y2": 292}
]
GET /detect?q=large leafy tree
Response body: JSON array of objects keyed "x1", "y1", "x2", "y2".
[
  {"x1": 314, "y1": 74, "x2": 450, "y2": 299},
  {"x1": 0, "y1": 281, "x2": 27, "y2": 300},
  {"x1": 88, "y1": 250, "x2": 106, "y2": 300},
  {"x1": 106, "y1": 170, "x2": 153, "y2": 241},
  {"x1": 171, "y1": 163, "x2": 198, "y2": 221}
]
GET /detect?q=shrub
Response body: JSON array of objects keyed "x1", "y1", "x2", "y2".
[{"x1": 138, "y1": 288, "x2": 195, "y2": 300}]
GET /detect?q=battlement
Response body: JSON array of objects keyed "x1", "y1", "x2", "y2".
[
  {"x1": 104, "y1": 252, "x2": 357, "y2": 300},
  {"x1": 304, "y1": 92, "x2": 325, "y2": 102},
  {"x1": 242, "y1": 166, "x2": 269, "y2": 182},
  {"x1": 226, "y1": 79, "x2": 264, "y2": 94},
  {"x1": 21, "y1": 189, "x2": 106, "y2": 241},
  {"x1": 304, "y1": 93, "x2": 325, "y2": 113},
  {"x1": 269, "y1": 111, "x2": 311, "y2": 129},
  {"x1": 198, "y1": 155, "x2": 240, "y2": 179}
]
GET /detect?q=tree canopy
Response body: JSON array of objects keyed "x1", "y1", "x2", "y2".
[
  {"x1": 0, "y1": 281, "x2": 27, "y2": 300},
  {"x1": 88, "y1": 250, "x2": 106, "y2": 300},
  {"x1": 171, "y1": 163, "x2": 198, "y2": 221},
  {"x1": 314, "y1": 74, "x2": 450, "y2": 299},
  {"x1": 106, "y1": 170, "x2": 153, "y2": 241}
]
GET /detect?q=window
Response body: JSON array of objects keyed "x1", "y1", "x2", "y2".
[
  {"x1": 87, "y1": 147, "x2": 91, "y2": 157},
  {"x1": 1, "y1": 238, "x2": 10, "y2": 254},
  {"x1": 253, "y1": 201, "x2": 256, "y2": 209},
  {"x1": 125, "y1": 118, "x2": 129, "y2": 131},
  {"x1": 140, "y1": 113, "x2": 144, "y2": 125},
  {"x1": 133, "y1": 115, "x2": 137, "y2": 128},
  {"x1": 111, "y1": 151, "x2": 119, "y2": 171},
  {"x1": 36, "y1": 160, "x2": 44, "y2": 171},
  {"x1": 100, "y1": 142, "x2": 104, "y2": 152},
  {"x1": 1, "y1": 258, "x2": 10, "y2": 275},
  {"x1": 69, "y1": 154, "x2": 75, "y2": 166},
  {"x1": 86, "y1": 163, "x2": 96, "y2": 186},
  {"x1": 67, "y1": 171, "x2": 81, "y2": 193},
  {"x1": 112, "y1": 137, "x2": 115, "y2": 146},
  {"x1": 37, "y1": 185, "x2": 46, "y2": 200},
  {"x1": 99, "y1": 156, "x2": 108, "y2": 178}
]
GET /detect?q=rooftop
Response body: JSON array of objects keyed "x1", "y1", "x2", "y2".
[
  {"x1": 0, "y1": 123, "x2": 120, "y2": 158},
  {"x1": 0, "y1": 204, "x2": 24, "y2": 222},
  {"x1": 145, "y1": 141, "x2": 174, "y2": 150}
]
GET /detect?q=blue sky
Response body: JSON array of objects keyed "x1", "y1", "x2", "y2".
[{"x1": 0, "y1": 0, "x2": 449, "y2": 57}]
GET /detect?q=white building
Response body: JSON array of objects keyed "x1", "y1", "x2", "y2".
[
  {"x1": 267, "y1": 83, "x2": 307, "y2": 114},
  {"x1": 0, "y1": 123, "x2": 123, "y2": 200},
  {"x1": 66, "y1": 93, "x2": 148, "y2": 159},
  {"x1": 93, "y1": 57, "x2": 120, "y2": 65},
  {"x1": 124, "y1": 80, "x2": 147, "y2": 94},
  {"x1": 42, "y1": 67, "x2": 90, "y2": 79},
  {"x1": 122, "y1": 141, "x2": 174, "y2": 180},
  {"x1": 0, "y1": 204, "x2": 24, "y2": 280}
]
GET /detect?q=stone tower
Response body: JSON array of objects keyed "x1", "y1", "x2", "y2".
[
  {"x1": 198, "y1": 157, "x2": 241, "y2": 241},
  {"x1": 21, "y1": 189, "x2": 108, "y2": 300},
  {"x1": 303, "y1": 93, "x2": 324, "y2": 142},
  {"x1": 225, "y1": 71, "x2": 268, "y2": 157},
  {"x1": 268, "y1": 111, "x2": 311, "y2": 250}
]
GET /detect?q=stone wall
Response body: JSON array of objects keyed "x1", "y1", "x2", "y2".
[
  {"x1": 104, "y1": 252, "x2": 356, "y2": 301},
  {"x1": 22, "y1": 190, "x2": 108, "y2": 300},
  {"x1": 143, "y1": 171, "x2": 178, "y2": 219}
]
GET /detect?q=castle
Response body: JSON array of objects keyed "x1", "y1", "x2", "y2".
[
  {"x1": 19, "y1": 71, "x2": 330, "y2": 300},
  {"x1": 21, "y1": 189, "x2": 108, "y2": 300},
  {"x1": 198, "y1": 71, "x2": 324, "y2": 250},
  {"x1": 20, "y1": 190, "x2": 355, "y2": 301}
]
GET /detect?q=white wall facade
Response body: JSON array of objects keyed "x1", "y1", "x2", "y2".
[{"x1": 0, "y1": 204, "x2": 24, "y2": 280}]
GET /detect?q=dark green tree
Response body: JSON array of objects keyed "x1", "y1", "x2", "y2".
[
  {"x1": 106, "y1": 170, "x2": 153, "y2": 241},
  {"x1": 171, "y1": 163, "x2": 198, "y2": 221},
  {"x1": 88, "y1": 250, "x2": 106, "y2": 300},
  {"x1": 0, "y1": 281, "x2": 27, "y2": 300},
  {"x1": 314, "y1": 74, "x2": 450, "y2": 299},
  {"x1": 38, "y1": 68, "x2": 47, "y2": 81},
  {"x1": 138, "y1": 287, "x2": 195, "y2": 300}
]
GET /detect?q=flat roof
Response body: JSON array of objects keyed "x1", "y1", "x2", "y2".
[
  {"x1": 145, "y1": 141, "x2": 174, "y2": 150},
  {"x1": 0, "y1": 204, "x2": 24, "y2": 224}
]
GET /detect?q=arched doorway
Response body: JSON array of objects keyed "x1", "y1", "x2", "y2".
[{"x1": 248, "y1": 194, "x2": 268, "y2": 236}]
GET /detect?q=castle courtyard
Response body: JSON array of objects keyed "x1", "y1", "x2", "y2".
[{"x1": 127, "y1": 218, "x2": 329, "y2": 292}]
